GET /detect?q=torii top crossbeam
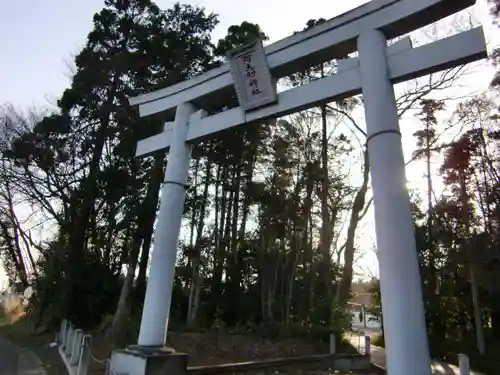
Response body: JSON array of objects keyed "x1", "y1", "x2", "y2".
[{"x1": 129, "y1": 0, "x2": 475, "y2": 119}]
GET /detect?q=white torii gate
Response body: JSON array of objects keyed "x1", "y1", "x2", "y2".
[{"x1": 110, "y1": 0, "x2": 487, "y2": 374}]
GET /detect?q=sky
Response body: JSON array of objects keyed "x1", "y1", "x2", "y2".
[
  {"x1": 0, "y1": 0, "x2": 498, "y2": 285},
  {"x1": 0, "y1": 0, "x2": 374, "y2": 109}
]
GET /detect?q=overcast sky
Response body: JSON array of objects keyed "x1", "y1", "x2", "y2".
[{"x1": 0, "y1": 0, "x2": 498, "y2": 286}]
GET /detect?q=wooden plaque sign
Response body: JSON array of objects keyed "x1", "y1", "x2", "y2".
[{"x1": 228, "y1": 40, "x2": 278, "y2": 111}]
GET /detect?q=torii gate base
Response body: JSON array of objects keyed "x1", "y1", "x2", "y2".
[{"x1": 108, "y1": 1, "x2": 486, "y2": 374}]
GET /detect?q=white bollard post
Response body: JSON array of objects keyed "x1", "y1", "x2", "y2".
[
  {"x1": 64, "y1": 322, "x2": 72, "y2": 346},
  {"x1": 328, "y1": 333, "x2": 336, "y2": 371},
  {"x1": 365, "y1": 334, "x2": 371, "y2": 356},
  {"x1": 458, "y1": 354, "x2": 470, "y2": 375},
  {"x1": 329, "y1": 333, "x2": 336, "y2": 354},
  {"x1": 65, "y1": 324, "x2": 74, "y2": 357},
  {"x1": 137, "y1": 102, "x2": 197, "y2": 347},
  {"x1": 70, "y1": 329, "x2": 84, "y2": 365},
  {"x1": 358, "y1": 29, "x2": 432, "y2": 375},
  {"x1": 77, "y1": 335, "x2": 92, "y2": 375},
  {"x1": 60, "y1": 320, "x2": 68, "y2": 348}
]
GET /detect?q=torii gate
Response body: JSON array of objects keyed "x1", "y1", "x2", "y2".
[{"x1": 110, "y1": 0, "x2": 487, "y2": 374}]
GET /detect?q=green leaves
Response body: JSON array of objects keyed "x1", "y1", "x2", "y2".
[
  {"x1": 214, "y1": 22, "x2": 268, "y2": 57},
  {"x1": 9, "y1": 0, "x2": 224, "y2": 326}
]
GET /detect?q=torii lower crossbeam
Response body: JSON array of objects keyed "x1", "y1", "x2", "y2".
[{"x1": 136, "y1": 27, "x2": 484, "y2": 158}]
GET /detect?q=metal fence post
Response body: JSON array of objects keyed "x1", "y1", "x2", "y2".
[
  {"x1": 364, "y1": 334, "x2": 371, "y2": 356},
  {"x1": 458, "y1": 353, "x2": 470, "y2": 375},
  {"x1": 70, "y1": 329, "x2": 84, "y2": 365},
  {"x1": 77, "y1": 334, "x2": 92, "y2": 375}
]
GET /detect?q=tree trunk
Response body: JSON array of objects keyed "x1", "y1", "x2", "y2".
[
  {"x1": 110, "y1": 225, "x2": 142, "y2": 346},
  {"x1": 133, "y1": 154, "x2": 164, "y2": 307},
  {"x1": 4, "y1": 183, "x2": 30, "y2": 286},
  {"x1": 470, "y1": 266, "x2": 485, "y2": 354},
  {"x1": 237, "y1": 151, "x2": 256, "y2": 245},
  {"x1": 102, "y1": 209, "x2": 119, "y2": 268},
  {"x1": 187, "y1": 159, "x2": 211, "y2": 326},
  {"x1": 211, "y1": 164, "x2": 227, "y2": 303},
  {"x1": 307, "y1": 213, "x2": 316, "y2": 313},
  {"x1": 17, "y1": 226, "x2": 38, "y2": 280},
  {"x1": 335, "y1": 149, "x2": 370, "y2": 307},
  {"x1": 0, "y1": 222, "x2": 29, "y2": 287},
  {"x1": 285, "y1": 234, "x2": 301, "y2": 327},
  {"x1": 226, "y1": 163, "x2": 242, "y2": 322},
  {"x1": 189, "y1": 156, "x2": 201, "y2": 247},
  {"x1": 318, "y1": 103, "x2": 332, "y2": 299},
  {"x1": 490, "y1": 306, "x2": 500, "y2": 336},
  {"x1": 424, "y1": 120, "x2": 444, "y2": 338},
  {"x1": 301, "y1": 176, "x2": 314, "y2": 318},
  {"x1": 459, "y1": 172, "x2": 486, "y2": 355}
]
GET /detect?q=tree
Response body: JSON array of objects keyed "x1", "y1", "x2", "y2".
[
  {"x1": 413, "y1": 98, "x2": 446, "y2": 339},
  {"x1": 2, "y1": 0, "x2": 219, "y2": 330},
  {"x1": 488, "y1": 0, "x2": 500, "y2": 87},
  {"x1": 184, "y1": 21, "x2": 268, "y2": 327}
]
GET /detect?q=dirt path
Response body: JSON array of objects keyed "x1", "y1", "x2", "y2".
[
  {"x1": 0, "y1": 335, "x2": 45, "y2": 375},
  {"x1": 346, "y1": 332, "x2": 483, "y2": 375}
]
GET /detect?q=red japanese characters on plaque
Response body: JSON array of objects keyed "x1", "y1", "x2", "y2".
[{"x1": 228, "y1": 41, "x2": 277, "y2": 111}]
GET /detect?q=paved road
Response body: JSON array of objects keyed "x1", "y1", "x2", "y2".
[
  {"x1": 0, "y1": 336, "x2": 45, "y2": 375},
  {"x1": 347, "y1": 332, "x2": 482, "y2": 375}
]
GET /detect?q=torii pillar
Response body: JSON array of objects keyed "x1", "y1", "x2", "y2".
[{"x1": 359, "y1": 29, "x2": 431, "y2": 374}]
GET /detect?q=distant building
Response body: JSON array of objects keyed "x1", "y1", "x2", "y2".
[
  {"x1": 347, "y1": 280, "x2": 381, "y2": 331},
  {"x1": 349, "y1": 292, "x2": 374, "y2": 308},
  {"x1": 349, "y1": 280, "x2": 376, "y2": 308}
]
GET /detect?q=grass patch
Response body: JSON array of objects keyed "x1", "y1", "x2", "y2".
[{"x1": 372, "y1": 334, "x2": 385, "y2": 347}]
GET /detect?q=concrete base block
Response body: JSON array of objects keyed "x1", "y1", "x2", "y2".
[{"x1": 109, "y1": 347, "x2": 187, "y2": 375}]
